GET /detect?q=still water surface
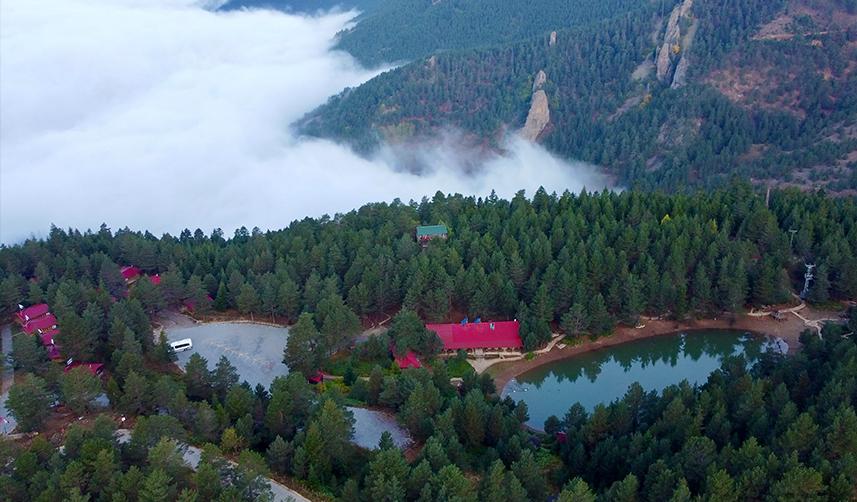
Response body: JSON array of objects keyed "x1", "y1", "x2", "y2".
[{"x1": 502, "y1": 330, "x2": 786, "y2": 429}]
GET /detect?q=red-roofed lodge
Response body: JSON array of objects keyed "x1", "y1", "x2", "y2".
[
  {"x1": 426, "y1": 320, "x2": 522, "y2": 353},
  {"x1": 22, "y1": 313, "x2": 58, "y2": 334},
  {"x1": 15, "y1": 303, "x2": 50, "y2": 324}
]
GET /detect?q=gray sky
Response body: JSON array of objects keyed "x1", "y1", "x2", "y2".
[{"x1": 0, "y1": 0, "x2": 609, "y2": 244}]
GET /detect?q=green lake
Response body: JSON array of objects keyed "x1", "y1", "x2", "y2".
[{"x1": 501, "y1": 330, "x2": 787, "y2": 429}]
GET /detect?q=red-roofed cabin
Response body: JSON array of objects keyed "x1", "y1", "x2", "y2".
[
  {"x1": 121, "y1": 266, "x2": 141, "y2": 283},
  {"x1": 426, "y1": 320, "x2": 523, "y2": 353},
  {"x1": 65, "y1": 362, "x2": 104, "y2": 377},
  {"x1": 22, "y1": 313, "x2": 58, "y2": 334},
  {"x1": 16, "y1": 304, "x2": 50, "y2": 324},
  {"x1": 39, "y1": 328, "x2": 63, "y2": 360},
  {"x1": 307, "y1": 370, "x2": 324, "y2": 384},
  {"x1": 149, "y1": 274, "x2": 161, "y2": 286},
  {"x1": 395, "y1": 351, "x2": 422, "y2": 369},
  {"x1": 38, "y1": 328, "x2": 59, "y2": 347}
]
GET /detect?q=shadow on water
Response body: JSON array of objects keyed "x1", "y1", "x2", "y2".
[{"x1": 502, "y1": 330, "x2": 785, "y2": 428}]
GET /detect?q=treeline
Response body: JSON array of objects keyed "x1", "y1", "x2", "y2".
[
  {"x1": 302, "y1": 0, "x2": 857, "y2": 190},
  {"x1": 2, "y1": 184, "x2": 857, "y2": 353}
]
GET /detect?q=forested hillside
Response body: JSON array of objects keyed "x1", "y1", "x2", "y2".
[
  {"x1": 334, "y1": 0, "x2": 648, "y2": 66},
  {"x1": 301, "y1": 0, "x2": 857, "y2": 191},
  {"x1": 2, "y1": 187, "x2": 857, "y2": 501}
]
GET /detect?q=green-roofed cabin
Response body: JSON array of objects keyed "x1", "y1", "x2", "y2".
[{"x1": 416, "y1": 224, "x2": 448, "y2": 246}]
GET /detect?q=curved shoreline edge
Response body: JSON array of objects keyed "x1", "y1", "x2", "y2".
[{"x1": 490, "y1": 312, "x2": 818, "y2": 392}]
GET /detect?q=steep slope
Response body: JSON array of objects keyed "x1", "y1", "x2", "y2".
[{"x1": 300, "y1": 0, "x2": 857, "y2": 191}]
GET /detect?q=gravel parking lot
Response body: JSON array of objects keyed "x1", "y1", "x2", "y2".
[{"x1": 166, "y1": 322, "x2": 290, "y2": 390}]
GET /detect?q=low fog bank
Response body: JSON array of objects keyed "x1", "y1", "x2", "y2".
[{"x1": 0, "y1": 0, "x2": 610, "y2": 244}]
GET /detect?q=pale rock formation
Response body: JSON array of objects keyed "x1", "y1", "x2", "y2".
[
  {"x1": 671, "y1": 54, "x2": 690, "y2": 88},
  {"x1": 656, "y1": 0, "x2": 693, "y2": 83},
  {"x1": 520, "y1": 89, "x2": 550, "y2": 141}
]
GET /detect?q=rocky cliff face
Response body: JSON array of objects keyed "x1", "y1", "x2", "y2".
[
  {"x1": 656, "y1": 0, "x2": 695, "y2": 86},
  {"x1": 520, "y1": 71, "x2": 550, "y2": 141}
]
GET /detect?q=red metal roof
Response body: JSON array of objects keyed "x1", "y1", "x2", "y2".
[
  {"x1": 16, "y1": 303, "x2": 50, "y2": 324},
  {"x1": 149, "y1": 274, "x2": 161, "y2": 286},
  {"x1": 64, "y1": 362, "x2": 104, "y2": 376},
  {"x1": 23, "y1": 314, "x2": 57, "y2": 334},
  {"x1": 395, "y1": 351, "x2": 422, "y2": 369},
  {"x1": 121, "y1": 266, "x2": 141, "y2": 280},
  {"x1": 39, "y1": 330, "x2": 58, "y2": 347},
  {"x1": 426, "y1": 320, "x2": 522, "y2": 350}
]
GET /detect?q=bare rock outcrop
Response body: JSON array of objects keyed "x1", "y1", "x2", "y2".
[
  {"x1": 520, "y1": 89, "x2": 550, "y2": 141},
  {"x1": 656, "y1": 0, "x2": 694, "y2": 84},
  {"x1": 670, "y1": 54, "x2": 691, "y2": 88}
]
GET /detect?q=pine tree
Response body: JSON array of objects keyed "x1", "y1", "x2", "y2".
[
  {"x1": 511, "y1": 450, "x2": 546, "y2": 501},
  {"x1": 367, "y1": 446, "x2": 409, "y2": 501},
  {"x1": 184, "y1": 353, "x2": 212, "y2": 400},
  {"x1": 138, "y1": 468, "x2": 173, "y2": 502},
  {"x1": 808, "y1": 264, "x2": 830, "y2": 304},
  {"x1": 213, "y1": 281, "x2": 229, "y2": 311},
  {"x1": 283, "y1": 313, "x2": 323, "y2": 378},
  {"x1": 236, "y1": 282, "x2": 261, "y2": 315},
  {"x1": 211, "y1": 356, "x2": 239, "y2": 401},
  {"x1": 558, "y1": 478, "x2": 596, "y2": 502},
  {"x1": 266, "y1": 435, "x2": 293, "y2": 474},
  {"x1": 7, "y1": 374, "x2": 51, "y2": 431},
  {"x1": 60, "y1": 366, "x2": 103, "y2": 415}
]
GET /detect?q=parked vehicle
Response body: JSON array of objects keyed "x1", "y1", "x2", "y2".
[{"x1": 170, "y1": 338, "x2": 193, "y2": 353}]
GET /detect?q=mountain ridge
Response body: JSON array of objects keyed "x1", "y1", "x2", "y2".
[{"x1": 299, "y1": 0, "x2": 857, "y2": 192}]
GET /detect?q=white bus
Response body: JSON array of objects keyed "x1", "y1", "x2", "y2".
[{"x1": 170, "y1": 338, "x2": 193, "y2": 353}]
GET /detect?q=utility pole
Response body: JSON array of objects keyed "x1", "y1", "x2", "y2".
[{"x1": 789, "y1": 228, "x2": 797, "y2": 249}]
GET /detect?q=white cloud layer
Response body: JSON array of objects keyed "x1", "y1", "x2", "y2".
[{"x1": 0, "y1": 0, "x2": 610, "y2": 244}]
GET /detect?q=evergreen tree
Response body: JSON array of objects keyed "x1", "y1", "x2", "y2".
[
  {"x1": 6, "y1": 374, "x2": 51, "y2": 431},
  {"x1": 283, "y1": 313, "x2": 323, "y2": 378},
  {"x1": 211, "y1": 356, "x2": 239, "y2": 401},
  {"x1": 60, "y1": 366, "x2": 103, "y2": 415}
]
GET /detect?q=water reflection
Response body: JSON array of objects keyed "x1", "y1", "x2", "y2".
[{"x1": 502, "y1": 330, "x2": 785, "y2": 428}]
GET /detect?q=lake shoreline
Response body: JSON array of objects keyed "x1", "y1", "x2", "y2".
[{"x1": 489, "y1": 311, "x2": 820, "y2": 392}]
